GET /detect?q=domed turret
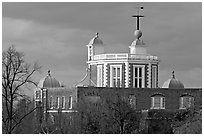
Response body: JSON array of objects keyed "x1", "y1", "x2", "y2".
[
  {"x1": 87, "y1": 32, "x2": 105, "y2": 57},
  {"x1": 89, "y1": 32, "x2": 103, "y2": 45},
  {"x1": 38, "y1": 70, "x2": 61, "y2": 88},
  {"x1": 162, "y1": 71, "x2": 184, "y2": 89}
]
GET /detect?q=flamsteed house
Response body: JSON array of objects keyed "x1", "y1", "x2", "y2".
[{"x1": 34, "y1": 9, "x2": 202, "y2": 123}]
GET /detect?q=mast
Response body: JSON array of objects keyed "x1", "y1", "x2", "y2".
[{"x1": 132, "y1": 6, "x2": 144, "y2": 30}]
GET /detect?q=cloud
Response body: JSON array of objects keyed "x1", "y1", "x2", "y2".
[
  {"x1": 2, "y1": 17, "x2": 95, "y2": 87},
  {"x1": 3, "y1": 3, "x2": 202, "y2": 88}
]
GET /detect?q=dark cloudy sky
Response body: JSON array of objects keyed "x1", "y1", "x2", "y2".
[{"x1": 2, "y1": 2, "x2": 202, "y2": 89}]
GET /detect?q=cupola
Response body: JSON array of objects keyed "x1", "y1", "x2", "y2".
[
  {"x1": 38, "y1": 70, "x2": 61, "y2": 88},
  {"x1": 162, "y1": 71, "x2": 184, "y2": 89},
  {"x1": 87, "y1": 32, "x2": 105, "y2": 55}
]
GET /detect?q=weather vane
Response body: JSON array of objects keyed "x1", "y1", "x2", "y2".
[{"x1": 132, "y1": 6, "x2": 144, "y2": 30}]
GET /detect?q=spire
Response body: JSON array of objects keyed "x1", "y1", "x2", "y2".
[
  {"x1": 48, "y1": 70, "x2": 51, "y2": 76},
  {"x1": 172, "y1": 71, "x2": 175, "y2": 78},
  {"x1": 95, "y1": 32, "x2": 99, "y2": 38},
  {"x1": 132, "y1": 6, "x2": 144, "y2": 30}
]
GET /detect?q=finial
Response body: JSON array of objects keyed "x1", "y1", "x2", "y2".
[
  {"x1": 172, "y1": 71, "x2": 175, "y2": 78},
  {"x1": 95, "y1": 32, "x2": 99, "y2": 38},
  {"x1": 132, "y1": 6, "x2": 144, "y2": 30},
  {"x1": 48, "y1": 70, "x2": 51, "y2": 76}
]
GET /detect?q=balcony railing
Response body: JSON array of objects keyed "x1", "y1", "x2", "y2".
[{"x1": 93, "y1": 53, "x2": 158, "y2": 61}]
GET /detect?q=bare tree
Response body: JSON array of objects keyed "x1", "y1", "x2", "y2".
[
  {"x1": 2, "y1": 45, "x2": 41, "y2": 134},
  {"x1": 104, "y1": 94, "x2": 140, "y2": 134}
]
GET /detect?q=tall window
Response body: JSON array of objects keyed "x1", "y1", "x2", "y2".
[
  {"x1": 133, "y1": 65, "x2": 145, "y2": 88},
  {"x1": 152, "y1": 66, "x2": 157, "y2": 88},
  {"x1": 151, "y1": 95, "x2": 165, "y2": 109},
  {"x1": 35, "y1": 90, "x2": 41, "y2": 100},
  {"x1": 68, "y1": 96, "x2": 72, "y2": 109},
  {"x1": 50, "y1": 96, "x2": 53, "y2": 109},
  {"x1": 43, "y1": 89, "x2": 47, "y2": 98},
  {"x1": 62, "y1": 96, "x2": 66, "y2": 109},
  {"x1": 56, "y1": 97, "x2": 60, "y2": 109},
  {"x1": 180, "y1": 96, "x2": 194, "y2": 109},
  {"x1": 97, "y1": 65, "x2": 103, "y2": 87},
  {"x1": 110, "y1": 65, "x2": 122, "y2": 87}
]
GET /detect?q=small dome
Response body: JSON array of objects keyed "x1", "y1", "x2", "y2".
[
  {"x1": 162, "y1": 71, "x2": 184, "y2": 89},
  {"x1": 38, "y1": 70, "x2": 61, "y2": 88},
  {"x1": 89, "y1": 32, "x2": 103, "y2": 45}
]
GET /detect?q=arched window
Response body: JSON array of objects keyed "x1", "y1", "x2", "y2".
[
  {"x1": 180, "y1": 95, "x2": 194, "y2": 109},
  {"x1": 151, "y1": 94, "x2": 165, "y2": 109}
]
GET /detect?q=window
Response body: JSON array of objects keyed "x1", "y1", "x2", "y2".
[
  {"x1": 68, "y1": 96, "x2": 72, "y2": 109},
  {"x1": 110, "y1": 65, "x2": 122, "y2": 87},
  {"x1": 180, "y1": 96, "x2": 194, "y2": 109},
  {"x1": 97, "y1": 65, "x2": 103, "y2": 87},
  {"x1": 56, "y1": 97, "x2": 60, "y2": 109},
  {"x1": 43, "y1": 89, "x2": 47, "y2": 99},
  {"x1": 50, "y1": 96, "x2": 53, "y2": 109},
  {"x1": 152, "y1": 66, "x2": 157, "y2": 88},
  {"x1": 151, "y1": 95, "x2": 165, "y2": 109},
  {"x1": 62, "y1": 96, "x2": 66, "y2": 109},
  {"x1": 35, "y1": 90, "x2": 41, "y2": 100},
  {"x1": 129, "y1": 95, "x2": 136, "y2": 109},
  {"x1": 133, "y1": 65, "x2": 145, "y2": 88}
]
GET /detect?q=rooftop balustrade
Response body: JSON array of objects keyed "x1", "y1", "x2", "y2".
[{"x1": 93, "y1": 53, "x2": 158, "y2": 61}]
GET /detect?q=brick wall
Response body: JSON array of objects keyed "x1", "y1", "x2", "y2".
[{"x1": 77, "y1": 87, "x2": 202, "y2": 111}]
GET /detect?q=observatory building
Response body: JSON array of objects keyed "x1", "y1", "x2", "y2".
[{"x1": 86, "y1": 9, "x2": 159, "y2": 88}]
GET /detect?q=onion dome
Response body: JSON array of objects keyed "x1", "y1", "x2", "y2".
[
  {"x1": 38, "y1": 70, "x2": 61, "y2": 88},
  {"x1": 162, "y1": 71, "x2": 184, "y2": 89},
  {"x1": 88, "y1": 32, "x2": 103, "y2": 45}
]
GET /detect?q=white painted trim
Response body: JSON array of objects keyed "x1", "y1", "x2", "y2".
[
  {"x1": 97, "y1": 65, "x2": 103, "y2": 87},
  {"x1": 179, "y1": 96, "x2": 194, "y2": 109},
  {"x1": 133, "y1": 65, "x2": 145, "y2": 88},
  {"x1": 151, "y1": 96, "x2": 165, "y2": 109},
  {"x1": 125, "y1": 62, "x2": 129, "y2": 88},
  {"x1": 56, "y1": 97, "x2": 60, "y2": 109},
  {"x1": 103, "y1": 63, "x2": 107, "y2": 87},
  {"x1": 88, "y1": 59, "x2": 159, "y2": 64},
  {"x1": 147, "y1": 63, "x2": 151, "y2": 88},
  {"x1": 152, "y1": 65, "x2": 157, "y2": 88},
  {"x1": 47, "y1": 110, "x2": 77, "y2": 113}
]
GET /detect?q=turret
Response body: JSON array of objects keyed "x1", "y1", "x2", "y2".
[{"x1": 86, "y1": 32, "x2": 105, "y2": 61}]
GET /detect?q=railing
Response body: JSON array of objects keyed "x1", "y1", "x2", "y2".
[{"x1": 93, "y1": 53, "x2": 158, "y2": 61}]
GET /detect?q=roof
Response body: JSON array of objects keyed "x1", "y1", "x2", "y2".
[
  {"x1": 162, "y1": 71, "x2": 184, "y2": 89},
  {"x1": 88, "y1": 32, "x2": 103, "y2": 45},
  {"x1": 37, "y1": 70, "x2": 61, "y2": 88}
]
